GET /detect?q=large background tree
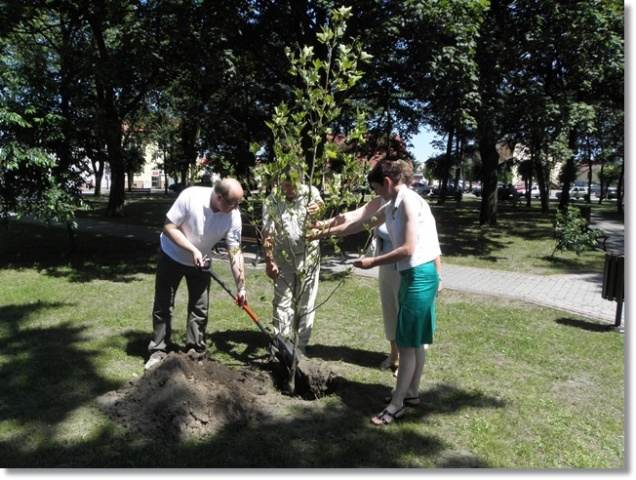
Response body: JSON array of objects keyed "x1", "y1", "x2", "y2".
[
  {"x1": 404, "y1": 0, "x2": 485, "y2": 204},
  {"x1": 1, "y1": 0, "x2": 623, "y2": 223},
  {"x1": 506, "y1": 0, "x2": 623, "y2": 214},
  {"x1": 0, "y1": 1, "x2": 85, "y2": 234}
]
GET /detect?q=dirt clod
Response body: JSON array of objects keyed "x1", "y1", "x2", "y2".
[{"x1": 294, "y1": 355, "x2": 337, "y2": 399}]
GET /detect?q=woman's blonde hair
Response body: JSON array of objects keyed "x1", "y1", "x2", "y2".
[{"x1": 398, "y1": 159, "x2": 414, "y2": 185}]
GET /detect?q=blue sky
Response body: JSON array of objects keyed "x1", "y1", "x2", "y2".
[{"x1": 408, "y1": 125, "x2": 442, "y2": 165}]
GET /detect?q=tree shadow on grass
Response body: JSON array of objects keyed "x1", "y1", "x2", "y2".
[
  {"x1": 199, "y1": 401, "x2": 450, "y2": 467},
  {"x1": 0, "y1": 303, "x2": 119, "y2": 427},
  {"x1": 209, "y1": 329, "x2": 387, "y2": 370},
  {"x1": 539, "y1": 255, "x2": 604, "y2": 275},
  {"x1": 436, "y1": 226, "x2": 509, "y2": 259},
  {"x1": 1, "y1": 222, "x2": 158, "y2": 283},
  {"x1": 431, "y1": 201, "x2": 557, "y2": 259},
  {"x1": 430, "y1": 202, "x2": 510, "y2": 259},
  {"x1": 209, "y1": 327, "x2": 395, "y2": 374},
  {"x1": 329, "y1": 380, "x2": 499, "y2": 467},
  {"x1": 0, "y1": 309, "x2": 493, "y2": 467},
  {"x1": 307, "y1": 343, "x2": 386, "y2": 369},
  {"x1": 417, "y1": 383, "x2": 507, "y2": 414},
  {"x1": 555, "y1": 317, "x2": 615, "y2": 332},
  {"x1": 331, "y1": 378, "x2": 507, "y2": 419},
  {"x1": 1, "y1": 397, "x2": 454, "y2": 467},
  {"x1": 207, "y1": 329, "x2": 270, "y2": 365},
  {"x1": 435, "y1": 450, "x2": 490, "y2": 468},
  {"x1": 497, "y1": 206, "x2": 555, "y2": 241},
  {"x1": 123, "y1": 330, "x2": 151, "y2": 360}
]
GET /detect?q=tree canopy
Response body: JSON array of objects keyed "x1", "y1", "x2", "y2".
[{"x1": 0, "y1": 0, "x2": 624, "y2": 221}]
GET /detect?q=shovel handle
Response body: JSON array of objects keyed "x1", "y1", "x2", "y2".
[
  {"x1": 241, "y1": 302, "x2": 259, "y2": 323},
  {"x1": 206, "y1": 267, "x2": 270, "y2": 336},
  {"x1": 240, "y1": 301, "x2": 270, "y2": 337}
]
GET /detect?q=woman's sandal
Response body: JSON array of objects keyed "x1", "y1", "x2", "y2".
[
  {"x1": 371, "y1": 406, "x2": 407, "y2": 426},
  {"x1": 383, "y1": 395, "x2": 421, "y2": 406}
]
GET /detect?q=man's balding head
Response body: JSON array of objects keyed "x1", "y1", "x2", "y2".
[{"x1": 211, "y1": 178, "x2": 244, "y2": 213}]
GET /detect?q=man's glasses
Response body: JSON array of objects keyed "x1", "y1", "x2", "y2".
[{"x1": 218, "y1": 195, "x2": 239, "y2": 210}]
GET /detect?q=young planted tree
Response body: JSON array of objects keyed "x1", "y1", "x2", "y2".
[{"x1": 252, "y1": 6, "x2": 370, "y2": 393}]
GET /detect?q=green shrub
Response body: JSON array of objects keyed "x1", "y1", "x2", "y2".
[{"x1": 553, "y1": 206, "x2": 604, "y2": 256}]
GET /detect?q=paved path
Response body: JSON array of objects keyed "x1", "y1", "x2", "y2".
[
  {"x1": 20, "y1": 214, "x2": 624, "y2": 326},
  {"x1": 346, "y1": 263, "x2": 620, "y2": 325},
  {"x1": 591, "y1": 213, "x2": 625, "y2": 254},
  {"x1": 310, "y1": 213, "x2": 625, "y2": 326}
]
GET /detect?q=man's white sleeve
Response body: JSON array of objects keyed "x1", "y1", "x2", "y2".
[
  {"x1": 165, "y1": 188, "x2": 190, "y2": 225},
  {"x1": 225, "y1": 209, "x2": 242, "y2": 248}
]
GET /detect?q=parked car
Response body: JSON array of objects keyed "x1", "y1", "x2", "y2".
[
  {"x1": 412, "y1": 181, "x2": 430, "y2": 197},
  {"x1": 168, "y1": 182, "x2": 186, "y2": 193},
  {"x1": 429, "y1": 184, "x2": 463, "y2": 200},
  {"x1": 606, "y1": 187, "x2": 618, "y2": 199},
  {"x1": 528, "y1": 185, "x2": 540, "y2": 198},
  {"x1": 497, "y1": 184, "x2": 519, "y2": 202},
  {"x1": 590, "y1": 184, "x2": 601, "y2": 198},
  {"x1": 555, "y1": 185, "x2": 600, "y2": 200},
  {"x1": 569, "y1": 186, "x2": 588, "y2": 199},
  {"x1": 514, "y1": 184, "x2": 540, "y2": 199}
]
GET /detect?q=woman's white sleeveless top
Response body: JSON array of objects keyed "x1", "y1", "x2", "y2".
[{"x1": 385, "y1": 187, "x2": 441, "y2": 271}]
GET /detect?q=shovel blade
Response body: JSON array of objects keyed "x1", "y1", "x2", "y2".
[{"x1": 268, "y1": 334, "x2": 298, "y2": 370}]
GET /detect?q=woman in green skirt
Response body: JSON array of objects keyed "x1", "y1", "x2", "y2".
[{"x1": 313, "y1": 159, "x2": 442, "y2": 426}]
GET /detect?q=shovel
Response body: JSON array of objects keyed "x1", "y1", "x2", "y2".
[{"x1": 203, "y1": 265, "x2": 300, "y2": 376}]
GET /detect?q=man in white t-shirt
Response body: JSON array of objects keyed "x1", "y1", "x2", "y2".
[{"x1": 145, "y1": 178, "x2": 247, "y2": 370}]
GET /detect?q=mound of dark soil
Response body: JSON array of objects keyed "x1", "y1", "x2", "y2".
[{"x1": 97, "y1": 352, "x2": 336, "y2": 442}]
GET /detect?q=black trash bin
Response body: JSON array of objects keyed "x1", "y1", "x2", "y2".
[{"x1": 602, "y1": 252, "x2": 624, "y2": 328}]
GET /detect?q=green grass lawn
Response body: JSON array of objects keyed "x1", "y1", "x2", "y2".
[
  {"x1": 76, "y1": 192, "x2": 613, "y2": 275},
  {"x1": 78, "y1": 193, "x2": 175, "y2": 228},
  {"x1": 429, "y1": 197, "x2": 611, "y2": 275},
  {"x1": 586, "y1": 198, "x2": 624, "y2": 222},
  {"x1": 0, "y1": 222, "x2": 624, "y2": 467}
]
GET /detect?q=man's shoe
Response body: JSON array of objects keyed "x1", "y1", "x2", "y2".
[{"x1": 144, "y1": 351, "x2": 167, "y2": 370}]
